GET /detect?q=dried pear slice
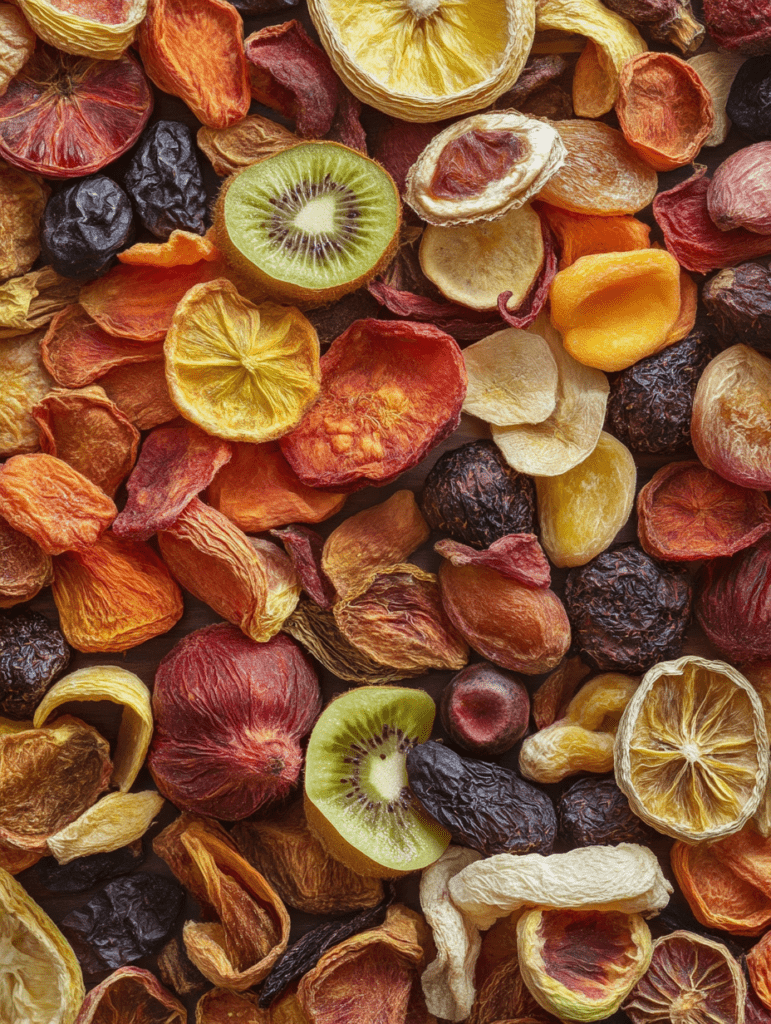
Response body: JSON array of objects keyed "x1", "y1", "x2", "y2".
[
  {"x1": 307, "y1": 0, "x2": 536, "y2": 122},
  {"x1": 47, "y1": 790, "x2": 165, "y2": 865},
  {"x1": 420, "y1": 203, "x2": 544, "y2": 312},
  {"x1": 405, "y1": 111, "x2": 566, "y2": 226},
  {"x1": 0, "y1": 865, "x2": 85, "y2": 1024},
  {"x1": 33, "y1": 665, "x2": 152, "y2": 792},
  {"x1": 615, "y1": 656, "x2": 769, "y2": 843},
  {"x1": 16, "y1": 0, "x2": 147, "y2": 61}
]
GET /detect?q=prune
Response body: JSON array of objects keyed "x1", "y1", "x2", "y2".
[
  {"x1": 229, "y1": 0, "x2": 299, "y2": 12},
  {"x1": 0, "y1": 609, "x2": 70, "y2": 720},
  {"x1": 124, "y1": 121, "x2": 207, "y2": 239},
  {"x1": 405, "y1": 740, "x2": 556, "y2": 856},
  {"x1": 605, "y1": 330, "x2": 715, "y2": 455},
  {"x1": 703, "y1": 262, "x2": 771, "y2": 351},
  {"x1": 40, "y1": 176, "x2": 134, "y2": 281},
  {"x1": 558, "y1": 776, "x2": 658, "y2": 849},
  {"x1": 61, "y1": 872, "x2": 184, "y2": 974},
  {"x1": 727, "y1": 57, "x2": 771, "y2": 141},
  {"x1": 564, "y1": 546, "x2": 692, "y2": 673},
  {"x1": 421, "y1": 440, "x2": 536, "y2": 549},
  {"x1": 28, "y1": 842, "x2": 144, "y2": 894}
]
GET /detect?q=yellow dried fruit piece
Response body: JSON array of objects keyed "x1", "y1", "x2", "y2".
[
  {"x1": 0, "y1": 866, "x2": 85, "y2": 1024},
  {"x1": 0, "y1": 329, "x2": 53, "y2": 457},
  {"x1": 307, "y1": 0, "x2": 536, "y2": 122},
  {"x1": 17, "y1": 0, "x2": 148, "y2": 60},
  {"x1": 536, "y1": 431, "x2": 636, "y2": 568},
  {"x1": 197, "y1": 115, "x2": 300, "y2": 177},
  {"x1": 615, "y1": 655, "x2": 769, "y2": 843},
  {"x1": 0, "y1": 7, "x2": 35, "y2": 98},
  {"x1": 33, "y1": 666, "x2": 153, "y2": 792},
  {"x1": 550, "y1": 249, "x2": 683, "y2": 372},
  {"x1": 0, "y1": 161, "x2": 49, "y2": 282},
  {"x1": 164, "y1": 279, "x2": 321, "y2": 443},
  {"x1": 47, "y1": 790, "x2": 164, "y2": 865}
]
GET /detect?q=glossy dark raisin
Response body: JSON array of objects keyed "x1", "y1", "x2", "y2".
[
  {"x1": 421, "y1": 440, "x2": 536, "y2": 549},
  {"x1": 605, "y1": 331, "x2": 716, "y2": 455},
  {"x1": 406, "y1": 740, "x2": 556, "y2": 856},
  {"x1": 702, "y1": 262, "x2": 771, "y2": 351},
  {"x1": 40, "y1": 176, "x2": 134, "y2": 280},
  {"x1": 564, "y1": 546, "x2": 692, "y2": 673},
  {"x1": 727, "y1": 56, "x2": 771, "y2": 141},
  {"x1": 558, "y1": 776, "x2": 658, "y2": 848},
  {"x1": 0, "y1": 609, "x2": 70, "y2": 720},
  {"x1": 29, "y1": 841, "x2": 144, "y2": 894},
  {"x1": 124, "y1": 120, "x2": 207, "y2": 239}
]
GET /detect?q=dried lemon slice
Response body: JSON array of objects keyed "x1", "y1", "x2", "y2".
[
  {"x1": 164, "y1": 279, "x2": 320, "y2": 443},
  {"x1": 615, "y1": 656, "x2": 769, "y2": 843}
]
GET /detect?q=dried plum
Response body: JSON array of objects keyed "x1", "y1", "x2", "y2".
[
  {"x1": 564, "y1": 546, "x2": 692, "y2": 673},
  {"x1": 604, "y1": 331, "x2": 715, "y2": 455},
  {"x1": 405, "y1": 740, "x2": 556, "y2": 856},
  {"x1": 0, "y1": 608, "x2": 70, "y2": 720},
  {"x1": 124, "y1": 121, "x2": 207, "y2": 239},
  {"x1": 702, "y1": 262, "x2": 771, "y2": 351},
  {"x1": 229, "y1": 0, "x2": 298, "y2": 11},
  {"x1": 421, "y1": 440, "x2": 536, "y2": 549},
  {"x1": 28, "y1": 841, "x2": 144, "y2": 894},
  {"x1": 40, "y1": 176, "x2": 134, "y2": 280},
  {"x1": 558, "y1": 776, "x2": 658, "y2": 849},
  {"x1": 727, "y1": 57, "x2": 771, "y2": 141}
]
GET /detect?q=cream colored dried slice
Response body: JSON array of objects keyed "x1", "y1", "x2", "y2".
[
  {"x1": 17, "y1": 0, "x2": 147, "y2": 61},
  {"x1": 492, "y1": 314, "x2": 609, "y2": 476},
  {"x1": 0, "y1": 866, "x2": 85, "y2": 1024},
  {"x1": 462, "y1": 327, "x2": 559, "y2": 427},
  {"x1": 419, "y1": 203, "x2": 544, "y2": 312},
  {"x1": 0, "y1": 6, "x2": 35, "y2": 98},
  {"x1": 0, "y1": 329, "x2": 53, "y2": 457},
  {"x1": 405, "y1": 110, "x2": 566, "y2": 226},
  {"x1": 33, "y1": 666, "x2": 152, "y2": 793},
  {"x1": 448, "y1": 843, "x2": 672, "y2": 932},
  {"x1": 688, "y1": 52, "x2": 747, "y2": 147},
  {"x1": 47, "y1": 790, "x2": 164, "y2": 865}
]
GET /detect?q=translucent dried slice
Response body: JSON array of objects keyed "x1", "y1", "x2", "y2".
[
  {"x1": 0, "y1": 6, "x2": 35, "y2": 99},
  {"x1": 688, "y1": 52, "x2": 747, "y2": 147},
  {"x1": 117, "y1": 228, "x2": 220, "y2": 268},
  {"x1": 615, "y1": 655, "x2": 769, "y2": 842},
  {"x1": 47, "y1": 791, "x2": 164, "y2": 865},
  {"x1": 0, "y1": 866, "x2": 85, "y2": 1024},
  {"x1": 0, "y1": 329, "x2": 53, "y2": 456},
  {"x1": 0, "y1": 160, "x2": 49, "y2": 282},
  {"x1": 435, "y1": 534, "x2": 551, "y2": 589},
  {"x1": 17, "y1": 0, "x2": 148, "y2": 60},
  {"x1": 420, "y1": 203, "x2": 544, "y2": 312},
  {"x1": 74, "y1": 967, "x2": 185, "y2": 1024},
  {"x1": 164, "y1": 280, "x2": 321, "y2": 443},
  {"x1": 33, "y1": 665, "x2": 153, "y2": 792},
  {"x1": 0, "y1": 514, "x2": 52, "y2": 608},
  {"x1": 462, "y1": 327, "x2": 558, "y2": 427}
]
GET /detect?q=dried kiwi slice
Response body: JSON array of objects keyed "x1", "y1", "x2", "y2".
[
  {"x1": 215, "y1": 141, "x2": 400, "y2": 306},
  {"x1": 304, "y1": 686, "x2": 451, "y2": 878}
]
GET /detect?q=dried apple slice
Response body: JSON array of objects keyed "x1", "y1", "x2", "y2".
[
  {"x1": 17, "y1": 0, "x2": 148, "y2": 60},
  {"x1": 47, "y1": 791, "x2": 165, "y2": 865},
  {"x1": 462, "y1": 327, "x2": 559, "y2": 426}
]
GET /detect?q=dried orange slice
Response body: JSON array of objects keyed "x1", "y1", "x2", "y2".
[{"x1": 615, "y1": 655, "x2": 768, "y2": 843}]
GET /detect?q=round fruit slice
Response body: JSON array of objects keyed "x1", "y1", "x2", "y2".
[
  {"x1": 16, "y1": 0, "x2": 147, "y2": 60},
  {"x1": 215, "y1": 142, "x2": 401, "y2": 307},
  {"x1": 615, "y1": 655, "x2": 768, "y2": 843},
  {"x1": 304, "y1": 686, "x2": 451, "y2": 878},
  {"x1": 0, "y1": 46, "x2": 152, "y2": 179}
]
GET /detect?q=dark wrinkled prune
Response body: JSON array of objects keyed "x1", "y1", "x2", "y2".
[
  {"x1": 61, "y1": 872, "x2": 184, "y2": 973},
  {"x1": 228, "y1": 0, "x2": 298, "y2": 12},
  {"x1": 421, "y1": 440, "x2": 536, "y2": 549},
  {"x1": 702, "y1": 262, "x2": 771, "y2": 351},
  {"x1": 258, "y1": 890, "x2": 393, "y2": 1008},
  {"x1": 605, "y1": 331, "x2": 716, "y2": 455},
  {"x1": 28, "y1": 842, "x2": 144, "y2": 894},
  {"x1": 564, "y1": 546, "x2": 692, "y2": 673},
  {"x1": 40, "y1": 176, "x2": 134, "y2": 280},
  {"x1": 727, "y1": 57, "x2": 771, "y2": 141},
  {"x1": 405, "y1": 740, "x2": 556, "y2": 856},
  {"x1": 124, "y1": 121, "x2": 207, "y2": 239},
  {"x1": 0, "y1": 609, "x2": 70, "y2": 720},
  {"x1": 558, "y1": 776, "x2": 658, "y2": 849}
]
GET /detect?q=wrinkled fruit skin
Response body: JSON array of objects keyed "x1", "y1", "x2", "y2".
[
  {"x1": 0, "y1": 609, "x2": 70, "y2": 721},
  {"x1": 707, "y1": 143, "x2": 771, "y2": 234},
  {"x1": 702, "y1": 262, "x2": 771, "y2": 351},
  {"x1": 727, "y1": 57, "x2": 771, "y2": 141},
  {"x1": 440, "y1": 661, "x2": 530, "y2": 756},
  {"x1": 558, "y1": 776, "x2": 658, "y2": 849},
  {"x1": 696, "y1": 537, "x2": 771, "y2": 663}
]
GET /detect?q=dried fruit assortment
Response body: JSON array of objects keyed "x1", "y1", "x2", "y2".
[{"x1": 4, "y1": 2, "x2": 771, "y2": 1023}]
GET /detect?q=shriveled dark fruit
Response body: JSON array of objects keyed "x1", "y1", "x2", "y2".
[
  {"x1": 558, "y1": 776, "x2": 659, "y2": 849},
  {"x1": 703, "y1": 263, "x2": 771, "y2": 352},
  {"x1": 727, "y1": 57, "x2": 771, "y2": 141},
  {"x1": 696, "y1": 537, "x2": 771, "y2": 663},
  {"x1": 421, "y1": 440, "x2": 536, "y2": 549},
  {"x1": 0, "y1": 609, "x2": 70, "y2": 720},
  {"x1": 29, "y1": 841, "x2": 144, "y2": 894},
  {"x1": 228, "y1": 0, "x2": 299, "y2": 11},
  {"x1": 440, "y1": 661, "x2": 530, "y2": 756}
]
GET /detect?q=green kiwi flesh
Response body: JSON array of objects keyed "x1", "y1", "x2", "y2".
[
  {"x1": 216, "y1": 142, "x2": 400, "y2": 306},
  {"x1": 304, "y1": 686, "x2": 451, "y2": 877}
]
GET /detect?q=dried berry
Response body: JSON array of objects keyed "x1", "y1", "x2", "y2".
[
  {"x1": 0, "y1": 609, "x2": 68, "y2": 722},
  {"x1": 696, "y1": 537, "x2": 771, "y2": 663},
  {"x1": 558, "y1": 776, "x2": 658, "y2": 848},
  {"x1": 440, "y1": 661, "x2": 531, "y2": 756},
  {"x1": 124, "y1": 120, "x2": 207, "y2": 239},
  {"x1": 564, "y1": 546, "x2": 692, "y2": 673},
  {"x1": 703, "y1": 261, "x2": 771, "y2": 351},
  {"x1": 406, "y1": 741, "x2": 557, "y2": 856},
  {"x1": 727, "y1": 57, "x2": 771, "y2": 141}
]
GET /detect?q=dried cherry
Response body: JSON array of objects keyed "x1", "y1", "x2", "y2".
[
  {"x1": 557, "y1": 776, "x2": 658, "y2": 849},
  {"x1": 440, "y1": 661, "x2": 531, "y2": 756},
  {"x1": 727, "y1": 57, "x2": 771, "y2": 141},
  {"x1": 0, "y1": 608, "x2": 70, "y2": 721}
]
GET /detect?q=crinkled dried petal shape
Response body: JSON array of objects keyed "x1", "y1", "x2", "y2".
[
  {"x1": 0, "y1": 6, "x2": 35, "y2": 99},
  {"x1": 0, "y1": 269, "x2": 80, "y2": 342},
  {"x1": 0, "y1": 866, "x2": 85, "y2": 1024},
  {"x1": 197, "y1": 115, "x2": 300, "y2": 178},
  {"x1": 535, "y1": 201, "x2": 651, "y2": 270},
  {"x1": 47, "y1": 790, "x2": 164, "y2": 866},
  {"x1": 196, "y1": 988, "x2": 270, "y2": 1024},
  {"x1": 271, "y1": 524, "x2": 336, "y2": 609},
  {"x1": 118, "y1": 229, "x2": 220, "y2": 267},
  {"x1": 0, "y1": 329, "x2": 53, "y2": 456},
  {"x1": 17, "y1": 0, "x2": 148, "y2": 61},
  {"x1": 33, "y1": 665, "x2": 153, "y2": 792},
  {"x1": 0, "y1": 160, "x2": 49, "y2": 281},
  {"x1": 687, "y1": 52, "x2": 747, "y2": 147},
  {"x1": 98, "y1": 359, "x2": 178, "y2": 431},
  {"x1": 0, "y1": 514, "x2": 52, "y2": 608},
  {"x1": 74, "y1": 966, "x2": 185, "y2": 1024},
  {"x1": 434, "y1": 535, "x2": 551, "y2": 589}
]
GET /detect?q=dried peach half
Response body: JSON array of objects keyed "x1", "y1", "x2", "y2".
[{"x1": 16, "y1": 0, "x2": 148, "y2": 60}]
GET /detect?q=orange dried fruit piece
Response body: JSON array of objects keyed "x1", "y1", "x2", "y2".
[
  {"x1": 52, "y1": 532, "x2": 184, "y2": 653},
  {"x1": 16, "y1": 0, "x2": 148, "y2": 61},
  {"x1": 280, "y1": 319, "x2": 466, "y2": 491},
  {"x1": 0, "y1": 6, "x2": 35, "y2": 98},
  {"x1": 748, "y1": 933, "x2": 771, "y2": 1014},
  {"x1": 0, "y1": 328, "x2": 53, "y2": 456},
  {"x1": 197, "y1": 115, "x2": 300, "y2": 178},
  {"x1": 164, "y1": 280, "x2": 321, "y2": 443},
  {"x1": 0, "y1": 514, "x2": 52, "y2": 608},
  {"x1": 0, "y1": 453, "x2": 116, "y2": 555},
  {"x1": 535, "y1": 201, "x2": 651, "y2": 270},
  {"x1": 615, "y1": 655, "x2": 769, "y2": 842},
  {"x1": 0, "y1": 160, "x2": 49, "y2": 281},
  {"x1": 118, "y1": 228, "x2": 220, "y2": 267},
  {"x1": 98, "y1": 358, "x2": 178, "y2": 431},
  {"x1": 550, "y1": 249, "x2": 683, "y2": 372},
  {"x1": 73, "y1": 966, "x2": 185, "y2": 1024}
]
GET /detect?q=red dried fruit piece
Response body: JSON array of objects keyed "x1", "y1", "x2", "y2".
[
  {"x1": 637, "y1": 461, "x2": 771, "y2": 561},
  {"x1": 149, "y1": 623, "x2": 321, "y2": 820},
  {"x1": 98, "y1": 360, "x2": 179, "y2": 431},
  {"x1": 654, "y1": 168, "x2": 771, "y2": 274},
  {"x1": 0, "y1": 45, "x2": 152, "y2": 179},
  {"x1": 748, "y1": 932, "x2": 771, "y2": 1014},
  {"x1": 113, "y1": 422, "x2": 232, "y2": 541},
  {"x1": 0, "y1": 513, "x2": 52, "y2": 608},
  {"x1": 498, "y1": 222, "x2": 558, "y2": 332},
  {"x1": 434, "y1": 534, "x2": 551, "y2": 589},
  {"x1": 702, "y1": 0, "x2": 771, "y2": 55},
  {"x1": 440, "y1": 662, "x2": 531, "y2": 756},
  {"x1": 748, "y1": 987, "x2": 771, "y2": 1024},
  {"x1": 270, "y1": 525, "x2": 336, "y2": 610},
  {"x1": 136, "y1": 0, "x2": 250, "y2": 129},
  {"x1": 280, "y1": 319, "x2": 467, "y2": 491},
  {"x1": 52, "y1": 532, "x2": 184, "y2": 653},
  {"x1": 74, "y1": 966, "x2": 186, "y2": 1024},
  {"x1": 707, "y1": 143, "x2": 771, "y2": 235},
  {"x1": 369, "y1": 116, "x2": 446, "y2": 195},
  {"x1": 0, "y1": 453, "x2": 116, "y2": 555}
]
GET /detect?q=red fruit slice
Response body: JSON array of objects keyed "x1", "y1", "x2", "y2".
[{"x1": 0, "y1": 46, "x2": 152, "y2": 179}]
